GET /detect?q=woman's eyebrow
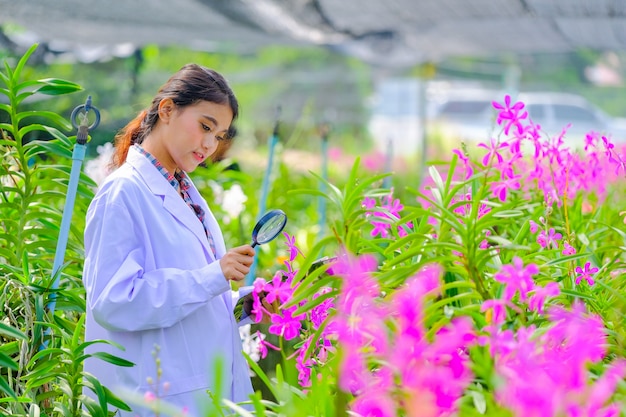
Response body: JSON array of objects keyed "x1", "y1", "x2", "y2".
[{"x1": 201, "y1": 115, "x2": 218, "y2": 126}]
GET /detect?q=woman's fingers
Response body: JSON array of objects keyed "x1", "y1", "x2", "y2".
[
  {"x1": 219, "y1": 245, "x2": 255, "y2": 282},
  {"x1": 231, "y1": 244, "x2": 255, "y2": 257}
]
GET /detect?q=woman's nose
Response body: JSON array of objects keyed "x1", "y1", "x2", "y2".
[{"x1": 202, "y1": 135, "x2": 218, "y2": 154}]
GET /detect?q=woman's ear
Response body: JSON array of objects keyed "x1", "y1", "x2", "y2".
[{"x1": 157, "y1": 98, "x2": 175, "y2": 123}]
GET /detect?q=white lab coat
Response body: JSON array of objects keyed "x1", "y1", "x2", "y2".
[{"x1": 82, "y1": 146, "x2": 253, "y2": 416}]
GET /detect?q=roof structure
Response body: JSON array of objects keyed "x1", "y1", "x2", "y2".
[{"x1": 1, "y1": 0, "x2": 626, "y2": 67}]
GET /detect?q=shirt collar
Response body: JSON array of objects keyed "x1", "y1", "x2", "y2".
[{"x1": 133, "y1": 144, "x2": 188, "y2": 192}]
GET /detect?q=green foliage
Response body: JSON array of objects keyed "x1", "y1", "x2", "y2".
[
  {"x1": 2, "y1": 42, "x2": 626, "y2": 417},
  {"x1": 240, "y1": 142, "x2": 626, "y2": 414},
  {"x1": 239, "y1": 353, "x2": 343, "y2": 417},
  {"x1": 0, "y1": 44, "x2": 130, "y2": 416}
]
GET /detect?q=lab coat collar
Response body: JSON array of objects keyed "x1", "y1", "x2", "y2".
[{"x1": 125, "y1": 146, "x2": 217, "y2": 261}]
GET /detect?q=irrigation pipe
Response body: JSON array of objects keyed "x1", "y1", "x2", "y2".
[{"x1": 47, "y1": 96, "x2": 99, "y2": 316}]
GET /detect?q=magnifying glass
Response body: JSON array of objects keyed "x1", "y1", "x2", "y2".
[{"x1": 250, "y1": 209, "x2": 288, "y2": 248}]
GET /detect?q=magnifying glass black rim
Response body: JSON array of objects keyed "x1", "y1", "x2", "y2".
[{"x1": 252, "y1": 209, "x2": 287, "y2": 245}]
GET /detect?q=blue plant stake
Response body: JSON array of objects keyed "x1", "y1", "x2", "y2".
[
  {"x1": 48, "y1": 96, "x2": 100, "y2": 315},
  {"x1": 383, "y1": 136, "x2": 393, "y2": 189},
  {"x1": 317, "y1": 123, "x2": 330, "y2": 239},
  {"x1": 247, "y1": 106, "x2": 281, "y2": 285}
]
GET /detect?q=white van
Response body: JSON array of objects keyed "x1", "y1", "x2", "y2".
[{"x1": 431, "y1": 91, "x2": 626, "y2": 147}]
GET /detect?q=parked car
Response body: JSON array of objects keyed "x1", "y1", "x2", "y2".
[{"x1": 431, "y1": 90, "x2": 626, "y2": 147}]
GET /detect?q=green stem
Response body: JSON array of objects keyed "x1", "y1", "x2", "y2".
[
  {"x1": 7, "y1": 73, "x2": 32, "y2": 263},
  {"x1": 279, "y1": 335, "x2": 286, "y2": 364}
]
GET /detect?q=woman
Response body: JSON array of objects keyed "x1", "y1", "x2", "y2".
[{"x1": 82, "y1": 64, "x2": 262, "y2": 416}]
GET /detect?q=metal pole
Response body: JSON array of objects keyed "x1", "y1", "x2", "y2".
[
  {"x1": 317, "y1": 123, "x2": 329, "y2": 239},
  {"x1": 417, "y1": 77, "x2": 428, "y2": 187},
  {"x1": 383, "y1": 136, "x2": 393, "y2": 189},
  {"x1": 247, "y1": 106, "x2": 281, "y2": 285},
  {"x1": 47, "y1": 96, "x2": 100, "y2": 315}
]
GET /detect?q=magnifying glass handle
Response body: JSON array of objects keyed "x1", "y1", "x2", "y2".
[{"x1": 250, "y1": 241, "x2": 257, "y2": 248}]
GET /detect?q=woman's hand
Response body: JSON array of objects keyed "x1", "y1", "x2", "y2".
[
  {"x1": 258, "y1": 296, "x2": 280, "y2": 324},
  {"x1": 241, "y1": 292, "x2": 280, "y2": 324},
  {"x1": 220, "y1": 244, "x2": 255, "y2": 282}
]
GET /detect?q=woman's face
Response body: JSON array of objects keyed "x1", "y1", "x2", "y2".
[{"x1": 157, "y1": 99, "x2": 233, "y2": 174}]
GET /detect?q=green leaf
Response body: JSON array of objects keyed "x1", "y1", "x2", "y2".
[
  {"x1": 42, "y1": 126, "x2": 72, "y2": 145},
  {"x1": 35, "y1": 78, "x2": 83, "y2": 95},
  {"x1": 244, "y1": 352, "x2": 279, "y2": 399},
  {"x1": 0, "y1": 340, "x2": 20, "y2": 356},
  {"x1": 88, "y1": 352, "x2": 135, "y2": 367},
  {"x1": 0, "y1": 122, "x2": 14, "y2": 135},
  {"x1": 57, "y1": 379, "x2": 74, "y2": 398},
  {"x1": 470, "y1": 388, "x2": 487, "y2": 414},
  {"x1": 25, "y1": 374, "x2": 58, "y2": 391},
  {"x1": 82, "y1": 373, "x2": 108, "y2": 415},
  {"x1": 291, "y1": 235, "x2": 337, "y2": 284},
  {"x1": 101, "y1": 385, "x2": 132, "y2": 411},
  {"x1": 305, "y1": 172, "x2": 343, "y2": 209},
  {"x1": 25, "y1": 353, "x2": 61, "y2": 378},
  {"x1": 71, "y1": 313, "x2": 86, "y2": 351},
  {"x1": 445, "y1": 153, "x2": 459, "y2": 192},
  {"x1": 27, "y1": 347, "x2": 66, "y2": 367},
  {"x1": 0, "y1": 248, "x2": 19, "y2": 266},
  {"x1": 425, "y1": 292, "x2": 482, "y2": 316},
  {"x1": 560, "y1": 289, "x2": 596, "y2": 301},
  {"x1": 222, "y1": 399, "x2": 255, "y2": 417},
  {"x1": 441, "y1": 280, "x2": 477, "y2": 292},
  {"x1": 545, "y1": 253, "x2": 589, "y2": 266},
  {"x1": 0, "y1": 352, "x2": 18, "y2": 370},
  {"x1": 492, "y1": 210, "x2": 525, "y2": 218},
  {"x1": 383, "y1": 230, "x2": 430, "y2": 254},
  {"x1": 487, "y1": 235, "x2": 531, "y2": 250},
  {"x1": 16, "y1": 110, "x2": 73, "y2": 131},
  {"x1": 15, "y1": 91, "x2": 35, "y2": 106},
  {"x1": 301, "y1": 314, "x2": 335, "y2": 363},
  {"x1": 344, "y1": 172, "x2": 389, "y2": 209},
  {"x1": 80, "y1": 394, "x2": 107, "y2": 417},
  {"x1": 0, "y1": 396, "x2": 31, "y2": 404},
  {"x1": 10, "y1": 44, "x2": 38, "y2": 83},
  {"x1": 3, "y1": 60, "x2": 13, "y2": 83},
  {"x1": 293, "y1": 287, "x2": 339, "y2": 317},
  {"x1": 19, "y1": 123, "x2": 71, "y2": 139},
  {"x1": 0, "y1": 321, "x2": 27, "y2": 340},
  {"x1": 428, "y1": 165, "x2": 446, "y2": 195},
  {"x1": 0, "y1": 376, "x2": 18, "y2": 399},
  {"x1": 287, "y1": 187, "x2": 333, "y2": 200},
  {"x1": 28, "y1": 404, "x2": 41, "y2": 417},
  {"x1": 249, "y1": 391, "x2": 269, "y2": 417},
  {"x1": 0, "y1": 232, "x2": 20, "y2": 247},
  {"x1": 24, "y1": 136, "x2": 72, "y2": 159},
  {"x1": 385, "y1": 241, "x2": 464, "y2": 268}
]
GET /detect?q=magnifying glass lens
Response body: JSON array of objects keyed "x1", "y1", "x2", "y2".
[
  {"x1": 257, "y1": 215, "x2": 285, "y2": 243},
  {"x1": 251, "y1": 209, "x2": 287, "y2": 247}
]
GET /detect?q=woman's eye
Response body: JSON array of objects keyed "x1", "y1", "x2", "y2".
[{"x1": 201, "y1": 124, "x2": 211, "y2": 132}]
